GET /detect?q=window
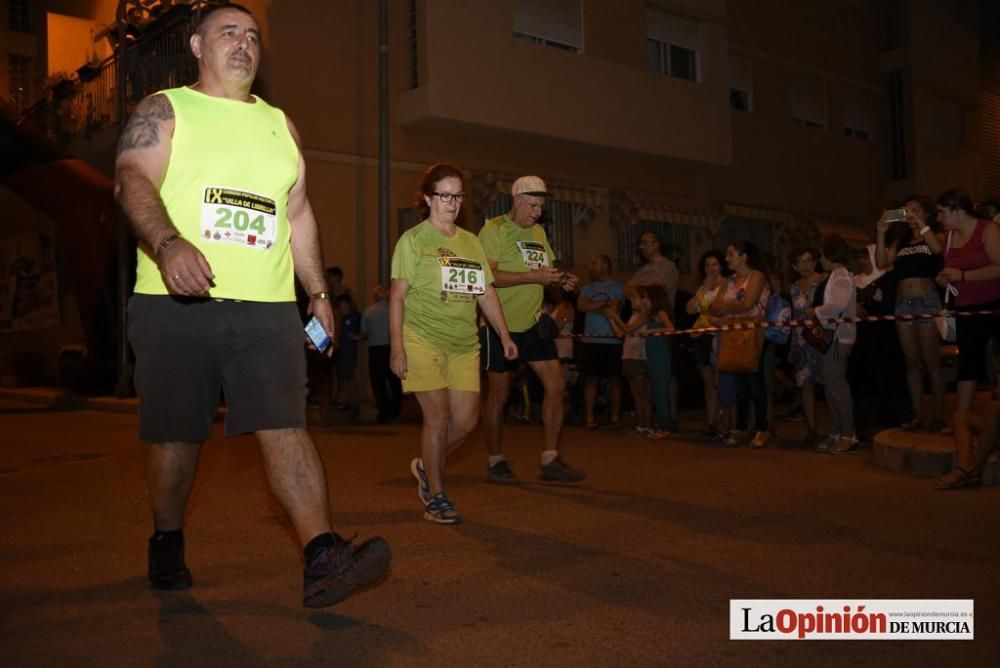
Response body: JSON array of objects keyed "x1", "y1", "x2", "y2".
[
  {"x1": 618, "y1": 222, "x2": 690, "y2": 273},
  {"x1": 720, "y1": 218, "x2": 773, "y2": 259},
  {"x1": 8, "y1": 54, "x2": 32, "y2": 112},
  {"x1": 843, "y1": 88, "x2": 873, "y2": 140},
  {"x1": 485, "y1": 194, "x2": 574, "y2": 267},
  {"x1": 729, "y1": 55, "x2": 753, "y2": 111},
  {"x1": 513, "y1": 0, "x2": 582, "y2": 54},
  {"x1": 887, "y1": 70, "x2": 908, "y2": 179},
  {"x1": 646, "y1": 9, "x2": 699, "y2": 82},
  {"x1": 788, "y1": 74, "x2": 827, "y2": 128},
  {"x1": 8, "y1": 0, "x2": 30, "y2": 33}
]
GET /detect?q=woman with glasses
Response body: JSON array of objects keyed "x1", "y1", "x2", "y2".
[{"x1": 390, "y1": 164, "x2": 517, "y2": 524}]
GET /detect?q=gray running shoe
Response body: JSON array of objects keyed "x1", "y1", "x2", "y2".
[
  {"x1": 486, "y1": 459, "x2": 521, "y2": 485},
  {"x1": 540, "y1": 456, "x2": 586, "y2": 482},
  {"x1": 424, "y1": 492, "x2": 463, "y2": 525},
  {"x1": 410, "y1": 458, "x2": 431, "y2": 505}
]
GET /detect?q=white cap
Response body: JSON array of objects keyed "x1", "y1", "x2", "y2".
[{"x1": 511, "y1": 175, "x2": 548, "y2": 197}]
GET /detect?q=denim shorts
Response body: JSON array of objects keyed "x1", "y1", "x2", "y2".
[{"x1": 894, "y1": 293, "x2": 941, "y2": 324}]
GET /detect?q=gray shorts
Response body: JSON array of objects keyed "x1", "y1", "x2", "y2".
[{"x1": 128, "y1": 295, "x2": 307, "y2": 442}]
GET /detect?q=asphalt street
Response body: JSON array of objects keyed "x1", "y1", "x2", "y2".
[{"x1": 1, "y1": 402, "x2": 997, "y2": 666}]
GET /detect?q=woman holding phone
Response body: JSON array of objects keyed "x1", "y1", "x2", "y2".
[{"x1": 875, "y1": 196, "x2": 946, "y2": 432}]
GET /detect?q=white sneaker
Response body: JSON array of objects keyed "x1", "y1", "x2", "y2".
[{"x1": 815, "y1": 434, "x2": 839, "y2": 453}]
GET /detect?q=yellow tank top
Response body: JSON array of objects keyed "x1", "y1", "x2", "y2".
[{"x1": 133, "y1": 86, "x2": 300, "y2": 301}]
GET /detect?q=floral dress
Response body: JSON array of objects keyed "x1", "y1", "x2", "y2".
[{"x1": 790, "y1": 279, "x2": 822, "y2": 386}]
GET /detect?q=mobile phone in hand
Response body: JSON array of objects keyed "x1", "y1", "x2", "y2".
[
  {"x1": 304, "y1": 316, "x2": 331, "y2": 354},
  {"x1": 884, "y1": 207, "x2": 907, "y2": 222}
]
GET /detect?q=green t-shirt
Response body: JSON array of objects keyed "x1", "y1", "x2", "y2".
[
  {"x1": 391, "y1": 221, "x2": 494, "y2": 353},
  {"x1": 478, "y1": 214, "x2": 555, "y2": 333}
]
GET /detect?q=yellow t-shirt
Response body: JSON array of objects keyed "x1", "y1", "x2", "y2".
[
  {"x1": 478, "y1": 214, "x2": 555, "y2": 333},
  {"x1": 391, "y1": 221, "x2": 494, "y2": 353},
  {"x1": 133, "y1": 86, "x2": 300, "y2": 301}
]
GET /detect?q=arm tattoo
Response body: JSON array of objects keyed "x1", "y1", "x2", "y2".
[{"x1": 116, "y1": 94, "x2": 174, "y2": 155}]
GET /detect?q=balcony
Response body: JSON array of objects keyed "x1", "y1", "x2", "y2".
[{"x1": 398, "y1": 0, "x2": 733, "y2": 166}]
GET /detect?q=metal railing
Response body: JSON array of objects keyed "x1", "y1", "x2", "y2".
[{"x1": 19, "y1": 7, "x2": 197, "y2": 144}]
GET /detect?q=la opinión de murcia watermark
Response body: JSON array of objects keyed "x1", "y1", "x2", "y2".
[{"x1": 729, "y1": 600, "x2": 974, "y2": 640}]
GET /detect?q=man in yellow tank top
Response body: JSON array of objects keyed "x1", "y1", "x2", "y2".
[{"x1": 113, "y1": 3, "x2": 389, "y2": 608}]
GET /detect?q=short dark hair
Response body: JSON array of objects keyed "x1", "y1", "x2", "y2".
[
  {"x1": 937, "y1": 189, "x2": 977, "y2": 217},
  {"x1": 788, "y1": 246, "x2": 819, "y2": 278},
  {"x1": 195, "y1": 2, "x2": 254, "y2": 34},
  {"x1": 821, "y1": 235, "x2": 851, "y2": 266},
  {"x1": 413, "y1": 163, "x2": 465, "y2": 223},
  {"x1": 697, "y1": 249, "x2": 728, "y2": 280},
  {"x1": 638, "y1": 230, "x2": 667, "y2": 258}
]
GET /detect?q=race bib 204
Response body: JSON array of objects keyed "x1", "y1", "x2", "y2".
[
  {"x1": 516, "y1": 240, "x2": 549, "y2": 270},
  {"x1": 200, "y1": 186, "x2": 277, "y2": 250}
]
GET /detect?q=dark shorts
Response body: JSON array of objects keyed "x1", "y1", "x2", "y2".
[
  {"x1": 693, "y1": 334, "x2": 714, "y2": 368},
  {"x1": 128, "y1": 295, "x2": 307, "y2": 442},
  {"x1": 956, "y1": 298, "x2": 1000, "y2": 381},
  {"x1": 480, "y1": 322, "x2": 559, "y2": 373},
  {"x1": 581, "y1": 342, "x2": 624, "y2": 378}
]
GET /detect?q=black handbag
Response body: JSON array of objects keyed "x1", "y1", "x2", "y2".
[{"x1": 803, "y1": 278, "x2": 834, "y2": 354}]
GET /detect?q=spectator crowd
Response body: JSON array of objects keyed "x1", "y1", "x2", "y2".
[{"x1": 306, "y1": 184, "x2": 1000, "y2": 507}]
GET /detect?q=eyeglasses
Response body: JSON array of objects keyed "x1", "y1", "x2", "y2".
[{"x1": 432, "y1": 192, "x2": 465, "y2": 203}]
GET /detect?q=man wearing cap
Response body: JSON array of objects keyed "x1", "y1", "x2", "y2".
[{"x1": 478, "y1": 176, "x2": 585, "y2": 483}]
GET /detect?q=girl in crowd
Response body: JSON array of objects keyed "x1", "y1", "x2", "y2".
[
  {"x1": 542, "y1": 285, "x2": 579, "y2": 421},
  {"x1": 875, "y1": 196, "x2": 946, "y2": 431},
  {"x1": 711, "y1": 241, "x2": 770, "y2": 448},
  {"x1": 935, "y1": 189, "x2": 1000, "y2": 412},
  {"x1": 390, "y1": 164, "x2": 516, "y2": 524},
  {"x1": 605, "y1": 288, "x2": 653, "y2": 437},
  {"x1": 788, "y1": 247, "x2": 826, "y2": 447},
  {"x1": 807, "y1": 235, "x2": 858, "y2": 454},
  {"x1": 641, "y1": 284, "x2": 676, "y2": 438},
  {"x1": 686, "y1": 250, "x2": 728, "y2": 435}
]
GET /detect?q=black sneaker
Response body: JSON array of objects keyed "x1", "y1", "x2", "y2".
[
  {"x1": 148, "y1": 532, "x2": 193, "y2": 591},
  {"x1": 303, "y1": 535, "x2": 391, "y2": 608},
  {"x1": 539, "y1": 456, "x2": 586, "y2": 482},
  {"x1": 486, "y1": 459, "x2": 521, "y2": 485}
]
